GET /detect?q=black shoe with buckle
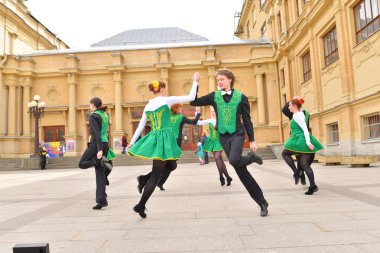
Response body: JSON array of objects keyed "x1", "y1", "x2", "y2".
[
  {"x1": 247, "y1": 151, "x2": 263, "y2": 165},
  {"x1": 305, "y1": 185, "x2": 318, "y2": 195},
  {"x1": 260, "y1": 201, "x2": 269, "y2": 217},
  {"x1": 92, "y1": 201, "x2": 108, "y2": 210},
  {"x1": 133, "y1": 204, "x2": 147, "y2": 218}
]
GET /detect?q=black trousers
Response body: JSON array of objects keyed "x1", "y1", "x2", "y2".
[
  {"x1": 40, "y1": 155, "x2": 46, "y2": 170},
  {"x1": 78, "y1": 142, "x2": 109, "y2": 204},
  {"x1": 219, "y1": 132, "x2": 266, "y2": 206}
]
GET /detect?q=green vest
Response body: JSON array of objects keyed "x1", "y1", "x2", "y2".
[
  {"x1": 214, "y1": 90, "x2": 242, "y2": 134},
  {"x1": 94, "y1": 110, "x2": 109, "y2": 142},
  {"x1": 170, "y1": 114, "x2": 183, "y2": 139}
]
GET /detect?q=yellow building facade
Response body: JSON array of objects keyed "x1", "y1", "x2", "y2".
[
  {"x1": 1, "y1": 0, "x2": 379, "y2": 158},
  {"x1": 236, "y1": 0, "x2": 380, "y2": 157}
]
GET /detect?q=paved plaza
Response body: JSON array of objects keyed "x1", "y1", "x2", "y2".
[{"x1": 0, "y1": 159, "x2": 380, "y2": 253}]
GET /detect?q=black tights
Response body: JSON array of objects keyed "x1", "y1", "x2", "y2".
[
  {"x1": 137, "y1": 160, "x2": 177, "y2": 207},
  {"x1": 213, "y1": 151, "x2": 231, "y2": 179},
  {"x1": 282, "y1": 149, "x2": 316, "y2": 187}
]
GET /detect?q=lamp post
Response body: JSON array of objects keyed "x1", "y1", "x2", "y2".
[{"x1": 28, "y1": 95, "x2": 46, "y2": 158}]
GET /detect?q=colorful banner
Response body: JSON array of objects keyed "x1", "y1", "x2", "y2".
[{"x1": 44, "y1": 142, "x2": 61, "y2": 158}]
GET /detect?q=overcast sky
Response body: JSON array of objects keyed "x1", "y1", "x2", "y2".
[{"x1": 25, "y1": 0, "x2": 245, "y2": 49}]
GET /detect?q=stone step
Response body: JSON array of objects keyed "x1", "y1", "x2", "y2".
[{"x1": 0, "y1": 147, "x2": 277, "y2": 170}]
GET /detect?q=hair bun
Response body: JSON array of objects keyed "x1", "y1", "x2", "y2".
[{"x1": 298, "y1": 98, "x2": 304, "y2": 105}]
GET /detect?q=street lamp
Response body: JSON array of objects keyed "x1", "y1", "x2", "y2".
[{"x1": 28, "y1": 95, "x2": 46, "y2": 157}]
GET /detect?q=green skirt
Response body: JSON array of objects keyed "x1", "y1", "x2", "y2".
[
  {"x1": 128, "y1": 129, "x2": 182, "y2": 160},
  {"x1": 106, "y1": 149, "x2": 116, "y2": 160},
  {"x1": 202, "y1": 137, "x2": 223, "y2": 152},
  {"x1": 284, "y1": 133, "x2": 324, "y2": 153}
]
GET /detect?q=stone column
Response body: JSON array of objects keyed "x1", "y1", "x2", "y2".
[
  {"x1": 113, "y1": 70, "x2": 123, "y2": 133},
  {"x1": 335, "y1": 8, "x2": 355, "y2": 102},
  {"x1": 256, "y1": 73, "x2": 266, "y2": 125},
  {"x1": 7, "y1": 79, "x2": 17, "y2": 136},
  {"x1": 160, "y1": 68, "x2": 169, "y2": 96},
  {"x1": 22, "y1": 84, "x2": 31, "y2": 136},
  {"x1": 0, "y1": 69, "x2": 6, "y2": 135},
  {"x1": 208, "y1": 66, "x2": 216, "y2": 93},
  {"x1": 68, "y1": 77, "x2": 76, "y2": 135},
  {"x1": 309, "y1": 35, "x2": 323, "y2": 112},
  {"x1": 16, "y1": 85, "x2": 22, "y2": 135}
]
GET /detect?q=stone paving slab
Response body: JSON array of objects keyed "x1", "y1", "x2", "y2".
[{"x1": 0, "y1": 160, "x2": 380, "y2": 252}]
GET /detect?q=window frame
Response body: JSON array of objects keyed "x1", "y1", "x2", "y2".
[
  {"x1": 323, "y1": 26, "x2": 339, "y2": 66},
  {"x1": 362, "y1": 113, "x2": 380, "y2": 141},
  {"x1": 354, "y1": 0, "x2": 380, "y2": 44},
  {"x1": 302, "y1": 51, "x2": 312, "y2": 82},
  {"x1": 327, "y1": 122, "x2": 340, "y2": 145}
]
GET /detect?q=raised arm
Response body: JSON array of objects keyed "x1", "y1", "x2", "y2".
[
  {"x1": 167, "y1": 73, "x2": 200, "y2": 107},
  {"x1": 282, "y1": 102, "x2": 293, "y2": 121},
  {"x1": 197, "y1": 119, "x2": 214, "y2": 126},
  {"x1": 182, "y1": 112, "x2": 201, "y2": 125},
  {"x1": 129, "y1": 112, "x2": 148, "y2": 145}
]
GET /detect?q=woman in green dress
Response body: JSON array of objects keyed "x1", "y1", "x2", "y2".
[
  {"x1": 127, "y1": 73, "x2": 199, "y2": 218},
  {"x1": 197, "y1": 108, "x2": 232, "y2": 186},
  {"x1": 282, "y1": 98, "x2": 324, "y2": 195}
]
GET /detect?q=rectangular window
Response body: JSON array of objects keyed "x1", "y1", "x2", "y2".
[
  {"x1": 354, "y1": 0, "x2": 380, "y2": 43},
  {"x1": 363, "y1": 113, "x2": 380, "y2": 140},
  {"x1": 323, "y1": 26, "x2": 339, "y2": 66},
  {"x1": 327, "y1": 123, "x2": 339, "y2": 144},
  {"x1": 261, "y1": 22, "x2": 267, "y2": 38},
  {"x1": 302, "y1": 51, "x2": 312, "y2": 82}
]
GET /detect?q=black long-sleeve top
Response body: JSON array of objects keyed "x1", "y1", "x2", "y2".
[
  {"x1": 177, "y1": 113, "x2": 201, "y2": 146},
  {"x1": 190, "y1": 89, "x2": 255, "y2": 142},
  {"x1": 89, "y1": 112, "x2": 104, "y2": 151},
  {"x1": 282, "y1": 102, "x2": 310, "y2": 130}
]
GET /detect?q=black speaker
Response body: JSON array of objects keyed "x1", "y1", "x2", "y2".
[{"x1": 13, "y1": 243, "x2": 50, "y2": 253}]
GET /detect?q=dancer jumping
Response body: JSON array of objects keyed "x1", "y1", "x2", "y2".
[{"x1": 127, "y1": 73, "x2": 199, "y2": 218}]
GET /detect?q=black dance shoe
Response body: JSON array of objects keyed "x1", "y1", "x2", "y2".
[
  {"x1": 220, "y1": 177, "x2": 226, "y2": 186},
  {"x1": 101, "y1": 156, "x2": 113, "y2": 171},
  {"x1": 133, "y1": 204, "x2": 147, "y2": 218},
  {"x1": 293, "y1": 173, "x2": 300, "y2": 185},
  {"x1": 92, "y1": 201, "x2": 108, "y2": 210},
  {"x1": 247, "y1": 151, "x2": 263, "y2": 165},
  {"x1": 299, "y1": 171, "x2": 306, "y2": 185},
  {"x1": 157, "y1": 184, "x2": 165, "y2": 191},
  {"x1": 305, "y1": 185, "x2": 318, "y2": 195},
  {"x1": 260, "y1": 201, "x2": 269, "y2": 217},
  {"x1": 226, "y1": 177, "x2": 233, "y2": 186}
]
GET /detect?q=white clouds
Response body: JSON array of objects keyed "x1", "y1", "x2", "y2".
[{"x1": 26, "y1": 0, "x2": 244, "y2": 48}]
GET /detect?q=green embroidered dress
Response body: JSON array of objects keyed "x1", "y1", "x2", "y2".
[
  {"x1": 128, "y1": 104, "x2": 182, "y2": 160},
  {"x1": 94, "y1": 110, "x2": 116, "y2": 160},
  {"x1": 203, "y1": 122, "x2": 223, "y2": 152},
  {"x1": 284, "y1": 112, "x2": 323, "y2": 153}
]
